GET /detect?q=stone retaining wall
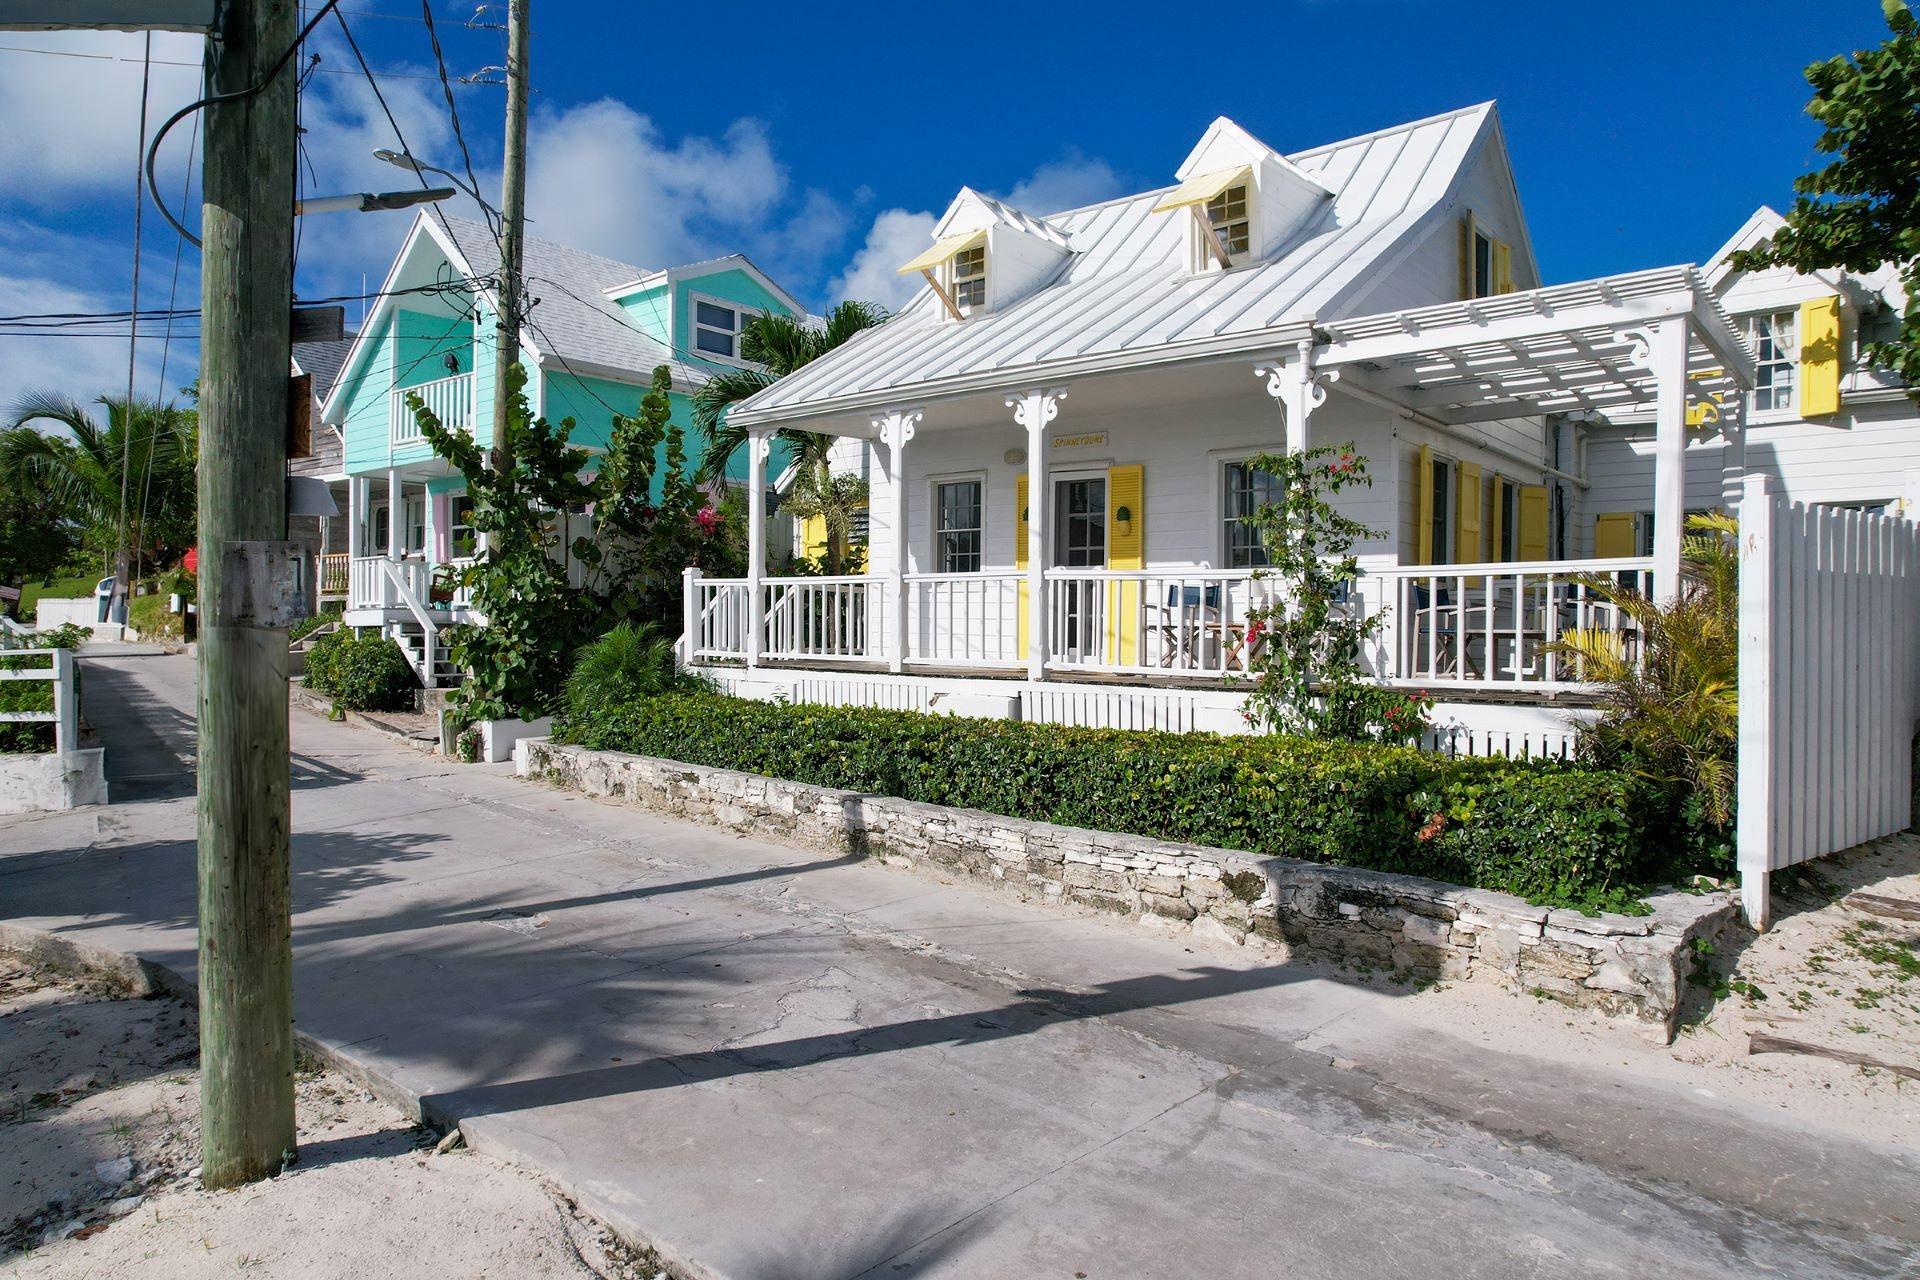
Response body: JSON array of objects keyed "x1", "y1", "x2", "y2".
[{"x1": 517, "y1": 738, "x2": 1734, "y2": 1040}]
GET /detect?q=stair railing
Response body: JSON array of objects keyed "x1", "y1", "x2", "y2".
[{"x1": 377, "y1": 558, "x2": 438, "y2": 686}]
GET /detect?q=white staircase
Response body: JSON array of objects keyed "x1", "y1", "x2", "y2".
[{"x1": 387, "y1": 618, "x2": 463, "y2": 689}]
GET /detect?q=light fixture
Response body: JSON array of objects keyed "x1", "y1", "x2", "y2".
[
  {"x1": 288, "y1": 475, "x2": 339, "y2": 517},
  {"x1": 1115, "y1": 505, "x2": 1133, "y2": 534},
  {"x1": 295, "y1": 187, "x2": 456, "y2": 216}
]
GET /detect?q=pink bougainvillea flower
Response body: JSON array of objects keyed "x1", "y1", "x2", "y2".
[{"x1": 695, "y1": 507, "x2": 721, "y2": 533}]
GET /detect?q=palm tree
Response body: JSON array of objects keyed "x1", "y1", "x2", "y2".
[
  {"x1": 691, "y1": 302, "x2": 885, "y2": 574},
  {"x1": 1551, "y1": 512, "x2": 1739, "y2": 829},
  {"x1": 1, "y1": 393, "x2": 198, "y2": 580}
]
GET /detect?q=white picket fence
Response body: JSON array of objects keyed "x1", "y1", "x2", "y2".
[{"x1": 1737, "y1": 475, "x2": 1920, "y2": 928}]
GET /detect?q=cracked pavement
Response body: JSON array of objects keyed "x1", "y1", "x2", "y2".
[{"x1": 1, "y1": 652, "x2": 1915, "y2": 1279}]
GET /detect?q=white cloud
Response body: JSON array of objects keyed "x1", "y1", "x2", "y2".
[
  {"x1": 1001, "y1": 153, "x2": 1124, "y2": 216},
  {"x1": 0, "y1": 31, "x2": 204, "y2": 197},
  {"x1": 828, "y1": 209, "x2": 937, "y2": 312},
  {"x1": 523, "y1": 100, "x2": 788, "y2": 270},
  {"x1": 0, "y1": 269, "x2": 177, "y2": 415}
]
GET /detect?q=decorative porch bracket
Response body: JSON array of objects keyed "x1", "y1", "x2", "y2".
[
  {"x1": 1621, "y1": 318, "x2": 1691, "y2": 598},
  {"x1": 875, "y1": 407, "x2": 923, "y2": 673},
  {"x1": 1255, "y1": 338, "x2": 1339, "y2": 455},
  {"x1": 744, "y1": 430, "x2": 772, "y2": 668},
  {"x1": 1008, "y1": 387, "x2": 1068, "y2": 682}
]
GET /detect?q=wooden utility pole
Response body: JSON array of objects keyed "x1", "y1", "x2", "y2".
[
  {"x1": 196, "y1": 0, "x2": 297, "y2": 1189},
  {"x1": 490, "y1": 0, "x2": 530, "y2": 471}
]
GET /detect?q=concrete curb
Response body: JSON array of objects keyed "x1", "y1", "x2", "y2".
[
  {"x1": 289, "y1": 683, "x2": 441, "y2": 756},
  {"x1": 0, "y1": 922, "x2": 720, "y2": 1280}
]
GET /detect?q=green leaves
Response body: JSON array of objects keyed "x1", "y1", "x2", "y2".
[
  {"x1": 1732, "y1": 2, "x2": 1920, "y2": 394},
  {"x1": 553, "y1": 691, "x2": 1670, "y2": 901},
  {"x1": 303, "y1": 631, "x2": 415, "y2": 712}
]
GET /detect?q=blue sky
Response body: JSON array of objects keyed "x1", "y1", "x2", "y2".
[{"x1": 0, "y1": 0, "x2": 1890, "y2": 409}]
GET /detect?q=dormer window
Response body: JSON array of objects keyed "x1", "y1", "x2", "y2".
[
  {"x1": 1205, "y1": 184, "x2": 1251, "y2": 259},
  {"x1": 951, "y1": 244, "x2": 987, "y2": 312},
  {"x1": 692, "y1": 295, "x2": 762, "y2": 362}
]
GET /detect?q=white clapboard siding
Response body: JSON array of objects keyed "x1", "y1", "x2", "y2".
[{"x1": 1737, "y1": 474, "x2": 1920, "y2": 927}]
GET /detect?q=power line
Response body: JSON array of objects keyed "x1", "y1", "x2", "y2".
[
  {"x1": 0, "y1": 40, "x2": 456, "y2": 81},
  {"x1": 0, "y1": 278, "x2": 497, "y2": 329},
  {"x1": 112, "y1": 32, "x2": 154, "y2": 602},
  {"x1": 418, "y1": 0, "x2": 498, "y2": 243}
]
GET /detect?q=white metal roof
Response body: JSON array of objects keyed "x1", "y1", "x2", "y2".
[{"x1": 732, "y1": 102, "x2": 1500, "y2": 427}]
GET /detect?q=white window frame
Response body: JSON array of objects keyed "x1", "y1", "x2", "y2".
[
  {"x1": 947, "y1": 244, "x2": 987, "y2": 316},
  {"x1": 1219, "y1": 455, "x2": 1282, "y2": 569},
  {"x1": 1204, "y1": 182, "x2": 1252, "y2": 266},
  {"x1": 688, "y1": 292, "x2": 765, "y2": 365},
  {"x1": 449, "y1": 491, "x2": 476, "y2": 558},
  {"x1": 1742, "y1": 309, "x2": 1799, "y2": 419},
  {"x1": 928, "y1": 472, "x2": 987, "y2": 574}
]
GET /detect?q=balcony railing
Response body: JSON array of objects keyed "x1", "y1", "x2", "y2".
[
  {"x1": 390, "y1": 371, "x2": 475, "y2": 447},
  {"x1": 318, "y1": 552, "x2": 350, "y2": 598},
  {"x1": 680, "y1": 558, "x2": 1650, "y2": 693}
]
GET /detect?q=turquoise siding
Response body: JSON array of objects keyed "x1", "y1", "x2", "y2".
[
  {"x1": 339, "y1": 312, "x2": 397, "y2": 474},
  {"x1": 612, "y1": 283, "x2": 670, "y2": 346}
]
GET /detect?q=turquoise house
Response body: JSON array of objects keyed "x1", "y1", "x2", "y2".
[{"x1": 321, "y1": 212, "x2": 804, "y2": 676}]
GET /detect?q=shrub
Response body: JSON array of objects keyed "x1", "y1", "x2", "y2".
[
  {"x1": 303, "y1": 631, "x2": 415, "y2": 712},
  {"x1": 562, "y1": 622, "x2": 695, "y2": 722},
  {"x1": 34, "y1": 622, "x2": 90, "y2": 649},
  {"x1": 288, "y1": 612, "x2": 337, "y2": 644},
  {"x1": 555, "y1": 694, "x2": 1674, "y2": 900}
]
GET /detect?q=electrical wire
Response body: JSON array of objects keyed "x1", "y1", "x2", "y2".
[
  {"x1": 418, "y1": 0, "x2": 499, "y2": 243},
  {"x1": 143, "y1": 0, "x2": 345, "y2": 248},
  {"x1": 113, "y1": 33, "x2": 154, "y2": 602}
]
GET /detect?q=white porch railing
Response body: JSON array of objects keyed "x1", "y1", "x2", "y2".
[
  {"x1": 680, "y1": 560, "x2": 1651, "y2": 692},
  {"x1": 763, "y1": 576, "x2": 873, "y2": 662},
  {"x1": 907, "y1": 572, "x2": 1023, "y2": 667},
  {"x1": 349, "y1": 555, "x2": 430, "y2": 610},
  {"x1": 1043, "y1": 569, "x2": 1277, "y2": 676},
  {"x1": 390, "y1": 371, "x2": 475, "y2": 446},
  {"x1": 1368, "y1": 557, "x2": 1653, "y2": 691}
]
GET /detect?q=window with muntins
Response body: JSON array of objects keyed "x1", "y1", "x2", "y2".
[
  {"x1": 1054, "y1": 478, "x2": 1107, "y2": 567},
  {"x1": 1206, "y1": 184, "x2": 1251, "y2": 260},
  {"x1": 1495, "y1": 479, "x2": 1518, "y2": 561},
  {"x1": 951, "y1": 245, "x2": 986, "y2": 312},
  {"x1": 1744, "y1": 311, "x2": 1798, "y2": 414},
  {"x1": 1223, "y1": 460, "x2": 1281, "y2": 568},
  {"x1": 451, "y1": 495, "x2": 476, "y2": 556},
  {"x1": 693, "y1": 298, "x2": 757, "y2": 360},
  {"x1": 934, "y1": 480, "x2": 983, "y2": 573},
  {"x1": 1430, "y1": 457, "x2": 1453, "y2": 563},
  {"x1": 1473, "y1": 229, "x2": 1496, "y2": 299}
]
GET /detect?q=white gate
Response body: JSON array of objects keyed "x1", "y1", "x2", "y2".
[{"x1": 1737, "y1": 474, "x2": 1920, "y2": 928}]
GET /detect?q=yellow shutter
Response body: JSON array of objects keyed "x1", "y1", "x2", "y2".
[
  {"x1": 1517, "y1": 485, "x2": 1549, "y2": 561},
  {"x1": 1105, "y1": 465, "x2": 1144, "y2": 666},
  {"x1": 1492, "y1": 240, "x2": 1514, "y2": 294},
  {"x1": 1457, "y1": 462, "x2": 1483, "y2": 583},
  {"x1": 800, "y1": 514, "x2": 827, "y2": 560},
  {"x1": 1014, "y1": 474, "x2": 1029, "y2": 660},
  {"x1": 1415, "y1": 444, "x2": 1434, "y2": 564},
  {"x1": 1594, "y1": 511, "x2": 1637, "y2": 559},
  {"x1": 1487, "y1": 473, "x2": 1505, "y2": 561},
  {"x1": 1799, "y1": 295, "x2": 1842, "y2": 418}
]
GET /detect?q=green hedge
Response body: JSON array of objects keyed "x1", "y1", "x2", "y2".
[
  {"x1": 555, "y1": 695, "x2": 1674, "y2": 900},
  {"x1": 303, "y1": 631, "x2": 416, "y2": 712}
]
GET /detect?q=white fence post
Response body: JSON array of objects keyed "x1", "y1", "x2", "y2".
[
  {"x1": 681, "y1": 567, "x2": 700, "y2": 666},
  {"x1": 51, "y1": 647, "x2": 76, "y2": 755},
  {"x1": 1736, "y1": 474, "x2": 1776, "y2": 930}
]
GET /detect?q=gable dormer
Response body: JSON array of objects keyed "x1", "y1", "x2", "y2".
[
  {"x1": 898, "y1": 187, "x2": 1072, "y2": 321},
  {"x1": 1153, "y1": 117, "x2": 1335, "y2": 273}
]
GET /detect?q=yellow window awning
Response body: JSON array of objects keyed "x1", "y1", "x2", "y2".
[
  {"x1": 1150, "y1": 165, "x2": 1252, "y2": 214},
  {"x1": 896, "y1": 229, "x2": 987, "y2": 276}
]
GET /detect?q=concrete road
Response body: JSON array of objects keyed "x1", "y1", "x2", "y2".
[{"x1": 2, "y1": 652, "x2": 1914, "y2": 1279}]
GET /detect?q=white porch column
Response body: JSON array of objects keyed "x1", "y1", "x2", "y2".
[
  {"x1": 744, "y1": 430, "x2": 770, "y2": 668},
  {"x1": 876, "y1": 408, "x2": 922, "y2": 673},
  {"x1": 1640, "y1": 318, "x2": 1691, "y2": 598},
  {"x1": 385, "y1": 468, "x2": 402, "y2": 606},
  {"x1": 1009, "y1": 388, "x2": 1067, "y2": 682},
  {"x1": 1255, "y1": 338, "x2": 1338, "y2": 456},
  {"x1": 346, "y1": 477, "x2": 363, "y2": 563}
]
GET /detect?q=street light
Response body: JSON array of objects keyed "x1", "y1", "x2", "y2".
[
  {"x1": 295, "y1": 186, "x2": 457, "y2": 216},
  {"x1": 374, "y1": 149, "x2": 500, "y2": 217}
]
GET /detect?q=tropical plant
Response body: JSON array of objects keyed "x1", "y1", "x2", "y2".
[
  {"x1": 1237, "y1": 445, "x2": 1431, "y2": 744},
  {"x1": 691, "y1": 303, "x2": 885, "y2": 575},
  {"x1": 414, "y1": 363, "x2": 732, "y2": 722},
  {"x1": 1552, "y1": 513, "x2": 1740, "y2": 841},
  {"x1": 0, "y1": 393, "x2": 198, "y2": 578},
  {"x1": 1729, "y1": 1, "x2": 1920, "y2": 394},
  {"x1": 562, "y1": 621, "x2": 694, "y2": 722},
  {"x1": 303, "y1": 630, "x2": 416, "y2": 712}
]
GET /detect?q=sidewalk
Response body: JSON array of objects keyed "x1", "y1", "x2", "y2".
[{"x1": 1, "y1": 651, "x2": 1914, "y2": 1279}]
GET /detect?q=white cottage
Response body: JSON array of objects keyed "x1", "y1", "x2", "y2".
[{"x1": 691, "y1": 103, "x2": 1765, "y2": 751}]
